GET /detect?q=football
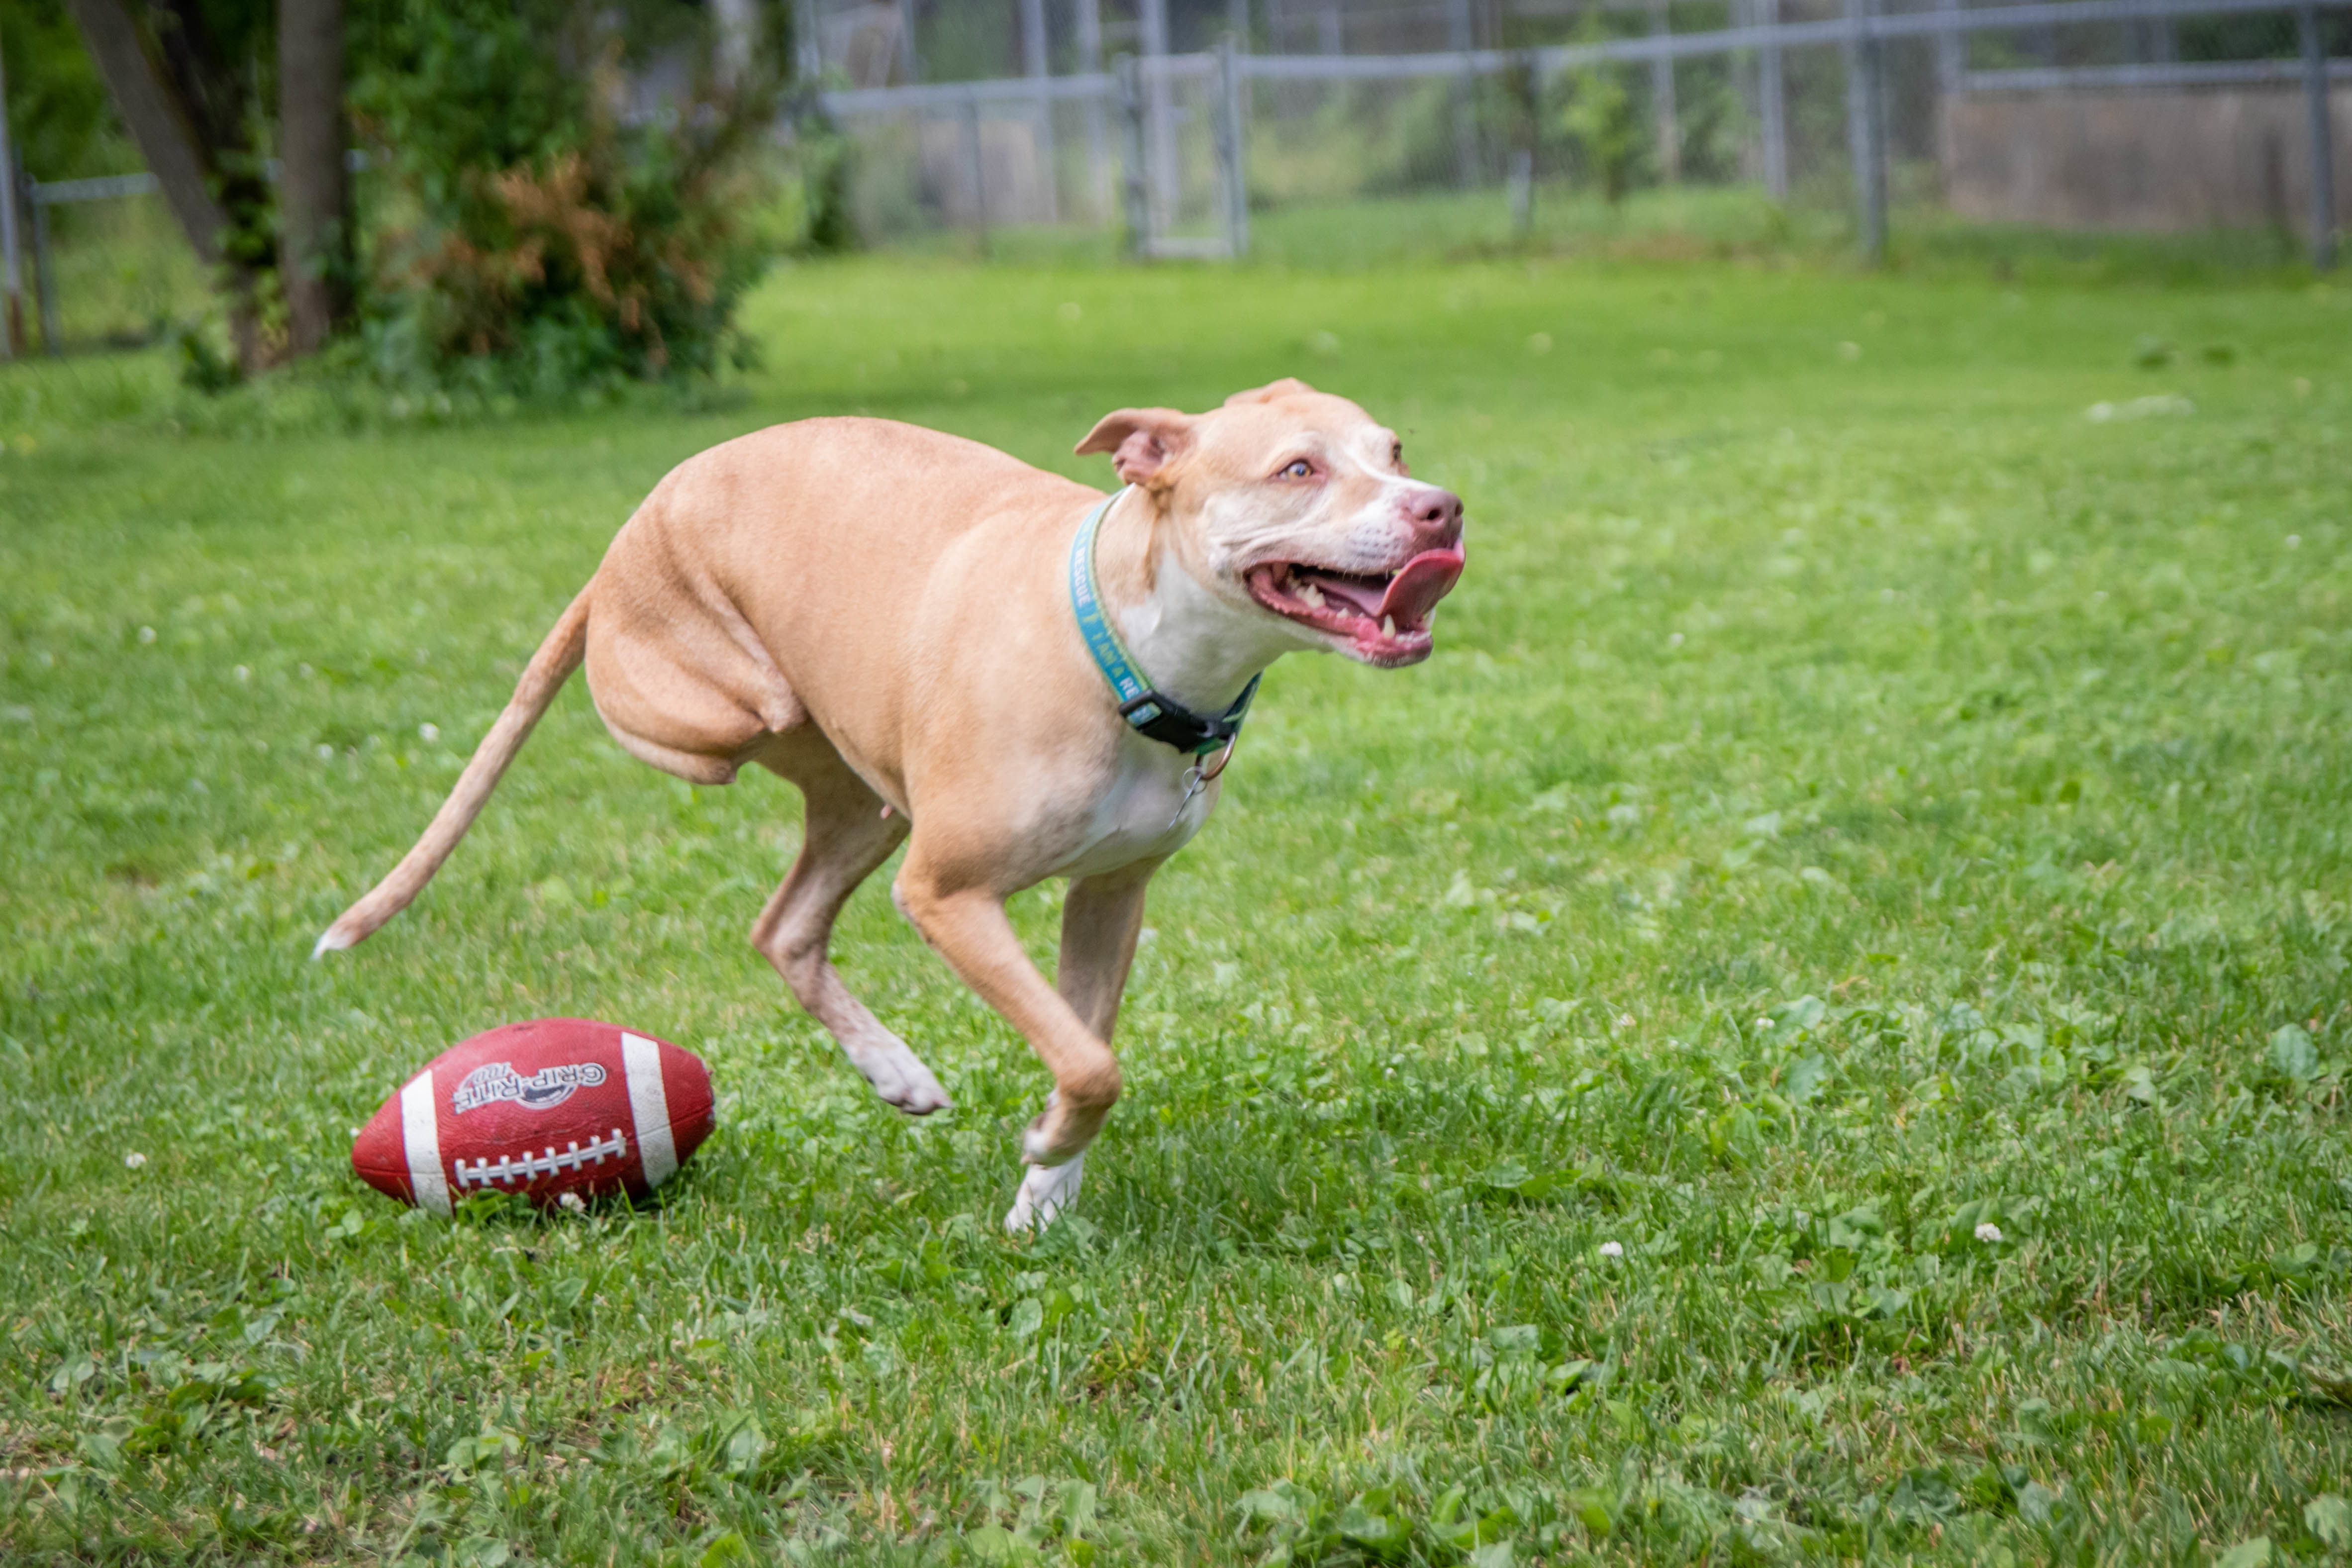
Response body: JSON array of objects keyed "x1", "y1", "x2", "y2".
[{"x1": 352, "y1": 1018, "x2": 715, "y2": 1212}]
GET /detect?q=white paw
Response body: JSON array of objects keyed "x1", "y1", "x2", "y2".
[
  {"x1": 1003, "y1": 1152, "x2": 1085, "y2": 1233},
  {"x1": 849, "y1": 1040, "x2": 952, "y2": 1116}
]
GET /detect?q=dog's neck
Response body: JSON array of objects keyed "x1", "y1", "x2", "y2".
[{"x1": 1094, "y1": 487, "x2": 1293, "y2": 719}]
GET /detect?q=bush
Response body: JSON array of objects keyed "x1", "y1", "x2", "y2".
[
  {"x1": 353, "y1": 0, "x2": 778, "y2": 395},
  {"x1": 1561, "y1": 54, "x2": 1642, "y2": 203}
]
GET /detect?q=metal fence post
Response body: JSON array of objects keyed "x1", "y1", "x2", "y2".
[
  {"x1": 1316, "y1": 0, "x2": 1342, "y2": 55},
  {"x1": 2298, "y1": 0, "x2": 2338, "y2": 269},
  {"x1": 1935, "y1": 0, "x2": 1963, "y2": 96},
  {"x1": 0, "y1": 27, "x2": 19, "y2": 360},
  {"x1": 1216, "y1": 34, "x2": 1250, "y2": 257},
  {"x1": 1140, "y1": 0, "x2": 1176, "y2": 233},
  {"x1": 1115, "y1": 54, "x2": 1151, "y2": 258},
  {"x1": 1650, "y1": 0, "x2": 1681, "y2": 184},
  {"x1": 1935, "y1": 0, "x2": 1963, "y2": 181},
  {"x1": 792, "y1": 0, "x2": 822, "y2": 81},
  {"x1": 1760, "y1": 0, "x2": 1788, "y2": 201},
  {"x1": 1448, "y1": 0, "x2": 1480, "y2": 189},
  {"x1": 960, "y1": 91, "x2": 989, "y2": 254},
  {"x1": 1845, "y1": 0, "x2": 1887, "y2": 264},
  {"x1": 1077, "y1": 0, "x2": 1111, "y2": 220},
  {"x1": 894, "y1": 0, "x2": 921, "y2": 83},
  {"x1": 30, "y1": 183, "x2": 58, "y2": 353},
  {"x1": 1019, "y1": 0, "x2": 1058, "y2": 224},
  {"x1": 2, "y1": 163, "x2": 21, "y2": 364},
  {"x1": 1508, "y1": 52, "x2": 1539, "y2": 235}
]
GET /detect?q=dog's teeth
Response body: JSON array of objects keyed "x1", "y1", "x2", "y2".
[
  {"x1": 1382, "y1": 615, "x2": 1397, "y2": 638},
  {"x1": 1296, "y1": 582, "x2": 1325, "y2": 610}
]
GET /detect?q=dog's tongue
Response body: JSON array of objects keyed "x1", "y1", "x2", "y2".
[{"x1": 1376, "y1": 548, "x2": 1465, "y2": 626}]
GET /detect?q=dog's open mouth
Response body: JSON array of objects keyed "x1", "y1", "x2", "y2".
[{"x1": 1245, "y1": 549, "x2": 1466, "y2": 666}]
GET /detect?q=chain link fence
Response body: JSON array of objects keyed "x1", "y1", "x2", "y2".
[
  {"x1": 4, "y1": 0, "x2": 2343, "y2": 356},
  {"x1": 808, "y1": 0, "x2": 2349, "y2": 266}
]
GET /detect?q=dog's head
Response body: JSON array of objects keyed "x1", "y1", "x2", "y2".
[{"x1": 1076, "y1": 379, "x2": 1465, "y2": 668}]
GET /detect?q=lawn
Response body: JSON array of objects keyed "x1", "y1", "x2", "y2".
[{"x1": 2, "y1": 250, "x2": 2350, "y2": 1566}]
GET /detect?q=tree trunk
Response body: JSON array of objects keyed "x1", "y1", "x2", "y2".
[
  {"x1": 67, "y1": 0, "x2": 275, "y2": 371},
  {"x1": 277, "y1": 0, "x2": 349, "y2": 355},
  {"x1": 64, "y1": 0, "x2": 226, "y2": 264}
]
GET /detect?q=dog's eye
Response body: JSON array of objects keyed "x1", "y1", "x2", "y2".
[
  {"x1": 1277, "y1": 459, "x2": 1313, "y2": 480},
  {"x1": 1391, "y1": 443, "x2": 1406, "y2": 469}
]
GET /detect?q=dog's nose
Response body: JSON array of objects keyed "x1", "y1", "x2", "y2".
[{"x1": 1408, "y1": 488, "x2": 1464, "y2": 546}]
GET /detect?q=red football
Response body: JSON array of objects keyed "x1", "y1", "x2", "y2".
[{"x1": 352, "y1": 1019, "x2": 714, "y2": 1212}]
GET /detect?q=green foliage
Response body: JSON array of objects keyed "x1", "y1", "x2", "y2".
[
  {"x1": 24, "y1": 193, "x2": 203, "y2": 354},
  {"x1": 1663, "y1": 54, "x2": 1749, "y2": 186},
  {"x1": 2, "y1": 252, "x2": 2351, "y2": 1562},
  {"x1": 352, "y1": 0, "x2": 778, "y2": 394},
  {"x1": 0, "y1": 0, "x2": 130, "y2": 181},
  {"x1": 788, "y1": 101, "x2": 858, "y2": 256},
  {"x1": 173, "y1": 322, "x2": 240, "y2": 393},
  {"x1": 1371, "y1": 78, "x2": 1467, "y2": 196},
  {"x1": 1560, "y1": 21, "x2": 1642, "y2": 205}
]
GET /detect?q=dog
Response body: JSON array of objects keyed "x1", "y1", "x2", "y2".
[{"x1": 315, "y1": 378, "x2": 1466, "y2": 1229}]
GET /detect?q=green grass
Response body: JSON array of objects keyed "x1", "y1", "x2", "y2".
[
  {"x1": 29, "y1": 180, "x2": 2321, "y2": 359},
  {"x1": 844, "y1": 180, "x2": 2328, "y2": 286},
  {"x1": 20, "y1": 194, "x2": 205, "y2": 354},
  {"x1": 3, "y1": 250, "x2": 2351, "y2": 1566}
]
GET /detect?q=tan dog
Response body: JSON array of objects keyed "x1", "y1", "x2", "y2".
[{"x1": 315, "y1": 378, "x2": 1465, "y2": 1229}]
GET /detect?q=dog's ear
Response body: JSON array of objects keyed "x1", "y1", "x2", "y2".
[
  {"x1": 1224, "y1": 378, "x2": 1317, "y2": 406},
  {"x1": 1075, "y1": 407, "x2": 1193, "y2": 488}
]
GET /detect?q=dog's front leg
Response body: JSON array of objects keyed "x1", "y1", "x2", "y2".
[
  {"x1": 1055, "y1": 866, "x2": 1156, "y2": 1041},
  {"x1": 894, "y1": 858, "x2": 1125, "y2": 1230},
  {"x1": 992, "y1": 867, "x2": 1157, "y2": 1228}
]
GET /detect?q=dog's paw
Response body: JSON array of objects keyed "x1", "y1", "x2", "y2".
[
  {"x1": 851, "y1": 1040, "x2": 952, "y2": 1116},
  {"x1": 1004, "y1": 1152, "x2": 1085, "y2": 1233}
]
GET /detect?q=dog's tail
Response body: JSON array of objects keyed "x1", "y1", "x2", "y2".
[{"x1": 312, "y1": 588, "x2": 593, "y2": 958}]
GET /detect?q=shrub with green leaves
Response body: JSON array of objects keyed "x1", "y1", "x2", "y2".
[
  {"x1": 1560, "y1": 29, "x2": 1642, "y2": 206},
  {"x1": 353, "y1": 0, "x2": 777, "y2": 395}
]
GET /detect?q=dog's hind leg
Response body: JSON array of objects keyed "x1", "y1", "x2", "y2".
[{"x1": 750, "y1": 741, "x2": 949, "y2": 1116}]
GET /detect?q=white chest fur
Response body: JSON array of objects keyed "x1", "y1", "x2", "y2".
[
  {"x1": 1045, "y1": 498, "x2": 1288, "y2": 881},
  {"x1": 1048, "y1": 737, "x2": 1218, "y2": 879}
]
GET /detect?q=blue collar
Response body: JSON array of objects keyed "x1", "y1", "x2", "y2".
[{"x1": 1068, "y1": 490, "x2": 1261, "y2": 757}]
